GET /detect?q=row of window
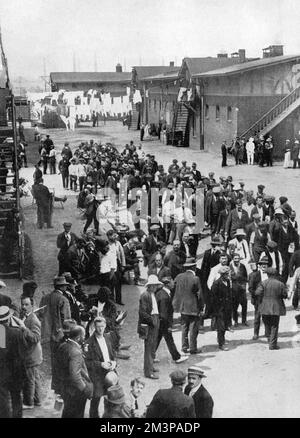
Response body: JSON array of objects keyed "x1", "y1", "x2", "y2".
[{"x1": 205, "y1": 104, "x2": 232, "y2": 121}]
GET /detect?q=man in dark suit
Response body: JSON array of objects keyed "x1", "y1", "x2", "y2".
[
  {"x1": 85, "y1": 316, "x2": 117, "y2": 418},
  {"x1": 184, "y1": 366, "x2": 214, "y2": 418},
  {"x1": 211, "y1": 266, "x2": 232, "y2": 351},
  {"x1": 250, "y1": 196, "x2": 267, "y2": 221},
  {"x1": 173, "y1": 259, "x2": 204, "y2": 354},
  {"x1": 225, "y1": 199, "x2": 250, "y2": 240},
  {"x1": 56, "y1": 325, "x2": 93, "y2": 417},
  {"x1": 20, "y1": 296, "x2": 43, "y2": 409},
  {"x1": 249, "y1": 257, "x2": 268, "y2": 340},
  {"x1": 205, "y1": 186, "x2": 225, "y2": 235},
  {"x1": 180, "y1": 232, "x2": 199, "y2": 259},
  {"x1": 142, "y1": 225, "x2": 161, "y2": 267},
  {"x1": 57, "y1": 222, "x2": 78, "y2": 274},
  {"x1": 155, "y1": 276, "x2": 188, "y2": 364},
  {"x1": 31, "y1": 178, "x2": 52, "y2": 229},
  {"x1": 255, "y1": 267, "x2": 288, "y2": 350},
  {"x1": 216, "y1": 201, "x2": 231, "y2": 237},
  {"x1": 0, "y1": 306, "x2": 28, "y2": 418},
  {"x1": 148, "y1": 252, "x2": 171, "y2": 281},
  {"x1": 164, "y1": 240, "x2": 186, "y2": 279},
  {"x1": 199, "y1": 236, "x2": 222, "y2": 318},
  {"x1": 137, "y1": 275, "x2": 161, "y2": 379},
  {"x1": 146, "y1": 370, "x2": 195, "y2": 418},
  {"x1": 64, "y1": 238, "x2": 86, "y2": 280},
  {"x1": 48, "y1": 276, "x2": 71, "y2": 394},
  {"x1": 191, "y1": 162, "x2": 201, "y2": 183},
  {"x1": 229, "y1": 253, "x2": 248, "y2": 326}
]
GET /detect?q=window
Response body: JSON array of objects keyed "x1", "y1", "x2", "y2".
[
  {"x1": 216, "y1": 105, "x2": 220, "y2": 120},
  {"x1": 227, "y1": 106, "x2": 232, "y2": 121},
  {"x1": 205, "y1": 104, "x2": 209, "y2": 119}
]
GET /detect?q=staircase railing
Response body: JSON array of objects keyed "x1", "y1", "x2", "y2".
[{"x1": 240, "y1": 86, "x2": 300, "y2": 139}]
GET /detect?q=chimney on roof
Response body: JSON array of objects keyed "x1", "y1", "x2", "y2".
[
  {"x1": 263, "y1": 45, "x2": 284, "y2": 58},
  {"x1": 238, "y1": 49, "x2": 246, "y2": 63},
  {"x1": 116, "y1": 63, "x2": 122, "y2": 73},
  {"x1": 217, "y1": 53, "x2": 228, "y2": 58},
  {"x1": 169, "y1": 61, "x2": 175, "y2": 67}
]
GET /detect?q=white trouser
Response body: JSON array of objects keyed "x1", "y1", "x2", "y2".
[{"x1": 247, "y1": 152, "x2": 254, "y2": 165}]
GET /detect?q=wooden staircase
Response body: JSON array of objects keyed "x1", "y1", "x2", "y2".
[
  {"x1": 0, "y1": 94, "x2": 23, "y2": 278},
  {"x1": 171, "y1": 102, "x2": 190, "y2": 146},
  {"x1": 240, "y1": 86, "x2": 300, "y2": 139},
  {"x1": 129, "y1": 103, "x2": 140, "y2": 130}
]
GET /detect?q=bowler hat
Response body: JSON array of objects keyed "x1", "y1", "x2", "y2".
[
  {"x1": 188, "y1": 365, "x2": 206, "y2": 378},
  {"x1": 54, "y1": 276, "x2": 69, "y2": 286},
  {"x1": 257, "y1": 185, "x2": 265, "y2": 190},
  {"x1": 22, "y1": 281, "x2": 38, "y2": 298},
  {"x1": 105, "y1": 385, "x2": 126, "y2": 405},
  {"x1": 258, "y1": 256, "x2": 269, "y2": 265},
  {"x1": 211, "y1": 235, "x2": 222, "y2": 245},
  {"x1": 267, "y1": 241, "x2": 278, "y2": 249},
  {"x1": 170, "y1": 370, "x2": 187, "y2": 385},
  {"x1": 183, "y1": 258, "x2": 197, "y2": 268}
]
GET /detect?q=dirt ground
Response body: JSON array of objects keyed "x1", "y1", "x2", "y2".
[{"x1": 6, "y1": 121, "x2": 300, "y2": 418}]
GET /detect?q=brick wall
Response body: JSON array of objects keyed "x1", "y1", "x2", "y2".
[{"x1": 203, "y1": 103, "x2": 238, "y2": 153}]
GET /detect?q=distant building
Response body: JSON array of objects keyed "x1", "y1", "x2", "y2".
[{"x1": 50, "y1": 65, "x2": 131, "y2": 96}]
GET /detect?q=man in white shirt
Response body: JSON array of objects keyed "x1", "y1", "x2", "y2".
[
  {"x1": 68, "y1": 159, "x2": 78, "y2": 191},
  {"x1": 228, "y1": 228, "x2": 251, "y2": 267},
  {"x1": 85, "y1": 316, "x2": 116, "y2": 418},
  {"x1": 207, "y1": 253, "x2": 229, "y2": 291},
  {"x1": 77, "y1": 158, "x2": 87, "y2": 192},
  {"x1": 246, "y1": 137, "x2": 255, "y2": 165}
]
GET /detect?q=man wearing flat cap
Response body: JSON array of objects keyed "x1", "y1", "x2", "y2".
[
  {"x1": 259, "y1": 241, "x2": 283, "y2": 277},
  {"x1": 57, "y1": 223, "x2": 78, "y2": 274},
  {"x1": 249, "y1": 256, "x2": 269, "y2": 340},
  {"x1": 211, "y1": 265, "x2": 232, "y2": 350},
  {"x1": 255, "y1": 267, "x2": 288, "y2": 350},
  {"x1": 184, "y1": 366, "x2": 214, "y2": 418},
  {"x1": 146, "y1": 370, "x2": 195, "y2": 418},
  {"x1": 205, "y1": 185, "x2": 225, "y2": 235}
]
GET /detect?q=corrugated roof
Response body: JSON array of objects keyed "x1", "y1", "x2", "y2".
[
  {"x1": 142, "y1": 71, "x2": 179, "y2": 81},
  {"x1": 133, "y1": 66, "x2": 180, "y2": 79},
  {"x1": 183, "y1": 57, "x2": 241, "y2": 77},
  {"x1": 194, "y1": 54, "x2": 300, "y2": 78},
  {"x1": 50, "y1": 72, "x2": 132, "y2": 83}
]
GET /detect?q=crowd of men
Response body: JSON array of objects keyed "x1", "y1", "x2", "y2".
[{"x1": 2, "y1": 132, "x2": 300, "y2": 419}]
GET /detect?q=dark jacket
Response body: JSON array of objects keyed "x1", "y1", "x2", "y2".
[
  {"x1": 32, "y1": 183, "x2": 51, "y2": 208},
  {"x1": 200, "y1": 248, "x2": 221, "y2": 285},
  {"x1": 0, "y1": 325, "x2": 27, "y2": 390},
  {"x1": 164, "y1": 249, "x2": 186, "y2": 279},
  {"x1": 57, "y1": 231, "x2": 77, "y2": 261},
  {"x1": 85, "y1": 333, "x2": 115, "y2": 398},
  {"x1": 142, "y1": 235, "x2": 159, "y2": 266},
  {"x1": 146, "y1": 386, "x2": 195, "y2": 418},
  {"x1": 248, "y1": 270, "x2": 263, "y2": 305},
  {"x1": 217, "y1": 209, "x2": 230, "y2": 235},
  {"x1": 289, "y1": 249, "x2": 300, "y2": 276},
  {"x1": 48, "y1": 289, "x2": 71, "y2": 342},
  {"x1": 155, "y1": 287, "x2": 173, "y2": 328},
  {"x1": 56, "y1": 339, "x2": 93, "y2": 399},
  {"x1": 211, "y1": 277, "x2": 232, "y2": 317},
  {"x1": 173, "y1": 271, "x2": 203, "y2": 315},
  {"x1": 225, "y1": 208, "x2": 250, "y2": 239},
  {"x1": 148, "y1": 265, "x2": 171, "y2": 281},
  {"x1": 184, "y1": 384, "x2": 214, "y2": 418},
  {"x1": 137, "y1": 290, "x2": 156, "y2": 335},
  {"x1": 255, "y1": 277, "x2": 287, "y2": 315}
]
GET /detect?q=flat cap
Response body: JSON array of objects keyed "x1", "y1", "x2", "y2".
[
  {"x1": 257, "y1": 185, "x2": 265, "y2": 190},
  {"x1": 267, "y1": 241, "x2": 278, "y2": 249},
  {"x1": 170, "y1": 370, "x2": 187, "y2": 385},
  {"x1": 265, "y1": 267, "x2": 277, "y2": 276}
]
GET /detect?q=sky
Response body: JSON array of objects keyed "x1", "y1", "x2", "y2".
[{"x1": 1, "y1": 0, "x2": 300, "y2": 81}]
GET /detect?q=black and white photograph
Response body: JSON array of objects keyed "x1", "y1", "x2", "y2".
[{"x1": 0, "y1": 0, "x2": 300, "y2": 421}]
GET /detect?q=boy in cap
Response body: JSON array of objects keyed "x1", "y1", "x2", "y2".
[
  {"x1": 184, "y1": 366, "x2": 214, "y2": 418},
  {"x1": 146, "y1": 370, "x2": 195, "y2": 418}
]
